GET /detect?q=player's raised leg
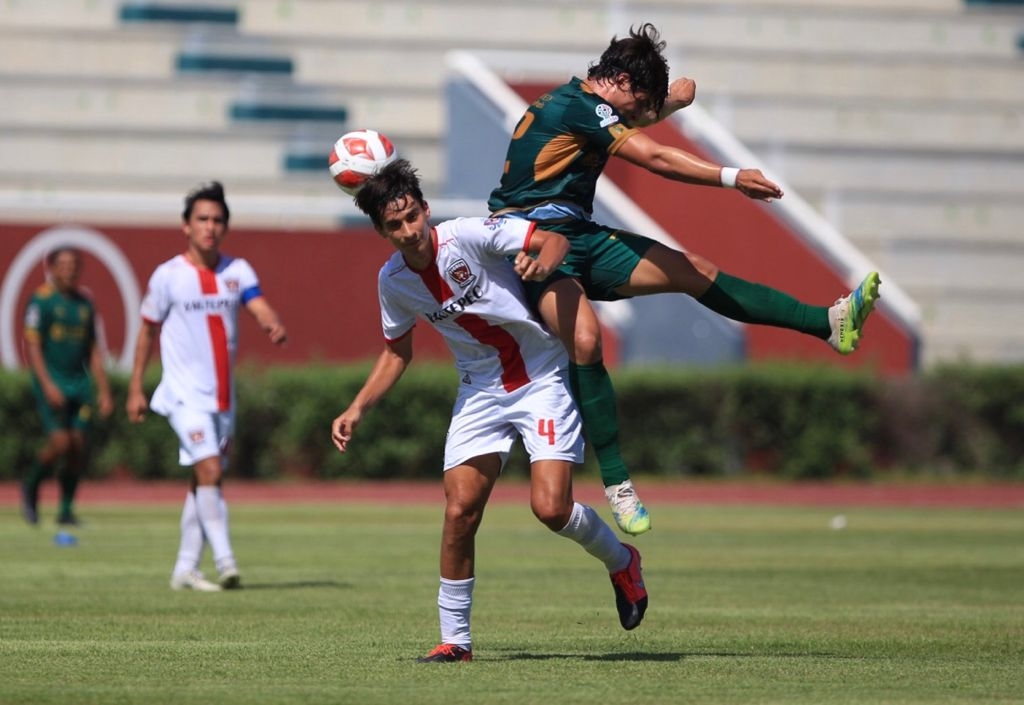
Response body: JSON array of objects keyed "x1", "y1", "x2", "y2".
[
  {"x1": 537, "y1": 278, "x2": 651, "y2": 536},
  {"x1": 827, "y1": 272, "x2": 882, "y2": 354}
]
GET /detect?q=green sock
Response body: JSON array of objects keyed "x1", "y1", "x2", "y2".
[
  {"x1": 698, "y1": 271, "x2": 831, "y2": 339},
  {"x1": 23, "y1": 458, "x2": 50, "y2": 504},
  {"x1": 58, "y1": 471, "x2": 79, "y2": 517},
  {"x1": 569, "y1": 362, "x2": 630, "y2": 487}
]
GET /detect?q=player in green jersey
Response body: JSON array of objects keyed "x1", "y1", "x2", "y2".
[
  {"x1": 21, "y1": 247, "x2": 113, "y2": 525},
  {"x1": 488, "y1": 23, "x2": 880, "y2": 535}
]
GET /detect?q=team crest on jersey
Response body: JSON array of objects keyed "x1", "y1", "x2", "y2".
[
  {"x1": 596, "y1": 103, "x2": 619, "y2": 128},
  {"x1": 189, "y1": 429, "x2": 205, "y2": 444},
  {"x1": 225, "y1": 279, "x2": 239, "y2": 293},
  {"x1": 446, "y1": 258, "x2": 477, "y2": 289},
  {"x1": 483, "y1": 217, "x2": 502, "y2": 231}
]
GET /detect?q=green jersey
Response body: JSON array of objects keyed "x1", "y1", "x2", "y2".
[
  {"x1": 488, "y1": 77, "x2": 638, "y2": 215},
  {"x1": 23, "y1": 283, "x2": 97, "y2": 385}
]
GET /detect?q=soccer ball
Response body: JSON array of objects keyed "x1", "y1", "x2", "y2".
[{"x1": 328, "y1": 129, "x2": 397, "y2": 195}]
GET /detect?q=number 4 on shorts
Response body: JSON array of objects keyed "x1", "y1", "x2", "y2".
[{"x1": 538, "y1": 418, "x2": 556, "y2": 445}]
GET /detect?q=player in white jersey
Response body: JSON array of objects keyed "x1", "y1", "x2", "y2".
[
  {"x1": 126, "y1": 181, "x2": 287, "y2": 593},
  {"x1": 330, "y1": 160, "x2": 647, "y2": 663}
]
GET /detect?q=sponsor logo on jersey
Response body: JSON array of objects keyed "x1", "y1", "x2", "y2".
[
  {"x1": 183, "y1": 298, "x2": 237, "y2": 313},
  {"x1": 596, "y1": 104, "x2": 619, "y2": 128},
  {"x1": 446, "y1": 258, "x2": 477, "y2": 289},
  {"x1": 427, "y1": 284, "x2": 484, "y2": 323},
  {"x1": 24, "y1": 304, "x2": 40, "y2": 328}
]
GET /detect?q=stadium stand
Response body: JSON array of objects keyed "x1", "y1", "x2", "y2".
[{"x1": 1, "y1": 0, "x2": 1022, "y2": 364}]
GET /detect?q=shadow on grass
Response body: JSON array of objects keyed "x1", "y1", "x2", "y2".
[
  {"x1": 238, "y1": 580, "x2": 351, "y2": 590},
  {"x1": 497, "y1": 650, "x2": 842, "y2": 662}
]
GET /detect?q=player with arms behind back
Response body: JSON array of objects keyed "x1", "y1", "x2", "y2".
[
  {"x1": 489, "y1": 23, "x2": 881, "y2": 535},
  {"x1": 331, "y1": 160, "x2": 647, "y2": 662},
  {"x1": 126, "y1": 181, "x2": 287, "y2": 592},
  {"x1": 21, "y1": 246, "x2": 113, "y2": 526}
]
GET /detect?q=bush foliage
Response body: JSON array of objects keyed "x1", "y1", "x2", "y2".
[{"x1": 2, "y1": 362, "x2": 1022, "y2": 481}]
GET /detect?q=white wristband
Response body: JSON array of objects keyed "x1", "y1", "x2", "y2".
[{"x1": 720, "y1": 167, "x2": 740, "y2": 188}]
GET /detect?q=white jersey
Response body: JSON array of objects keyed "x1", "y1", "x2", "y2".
[
  {"x1": 140, "y1": 253, "x2": 262, "y2": 414},
  {"x1": 379, "y1": 216, "x2": 568, "y2": 393}
]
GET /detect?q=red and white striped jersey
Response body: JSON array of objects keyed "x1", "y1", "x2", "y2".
[
  {"x1": 140, "y1": 253, "x2": 262, "y2": 414},
  {"x1": 379, "y1": 216, "x2": 567, "y2": 393}
]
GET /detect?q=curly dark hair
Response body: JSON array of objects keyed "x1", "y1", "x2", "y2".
[
  {"x1": 182, "y1": 180, "x2": 230, "y2": 224},
  {"x1": 354, "y1": 159, "x2": 425, "y2": 230},
  {"x1": 587, "y1": 23, "x2": 669, "y2": 116}
]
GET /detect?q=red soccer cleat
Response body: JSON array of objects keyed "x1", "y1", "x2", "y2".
[
  {"x1": 417, "y1": 643, "x2": 473, "y2": 663},
  {"x1": 609, "y1": 543, "x2": 648, "y2": 630}
]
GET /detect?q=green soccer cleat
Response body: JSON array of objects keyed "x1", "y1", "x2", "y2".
[
  {"x1": 827, "y1": 271, "x2": 881, "y2": 355},
  {"x1": 605, "y1": 480, "x2": 651, "y2": 536}
]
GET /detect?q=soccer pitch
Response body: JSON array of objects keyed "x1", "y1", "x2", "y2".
[{"x1": 2, "y1": 500, "x2": 1022, "y2": 705}]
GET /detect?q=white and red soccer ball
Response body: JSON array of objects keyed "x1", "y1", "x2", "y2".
[{"x1": 328, "y1": 129, "x2": 397, "y2": 195}]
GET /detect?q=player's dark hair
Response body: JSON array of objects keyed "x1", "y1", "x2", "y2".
[
  {"x1": 354, "y1": 159, "x2": 425, "y2": 230},
  {"x1": 45, "y1": 246, "x2": 81, "y2": 267},
  {"x1": 587, "y1": 23, "x2": 669, "y2": 117},
  {"x1": 183, "y1": 180, "x2": 230, "y2": 224}
]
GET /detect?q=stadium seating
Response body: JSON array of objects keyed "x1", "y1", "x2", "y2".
[{"x1": 1, "y1": 0, "x2": 1022, "y2": 364}]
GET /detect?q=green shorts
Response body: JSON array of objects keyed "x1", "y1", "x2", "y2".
[
  {"x1": 32, "y1": 376, "x2": 95, "y2": 434},
  {"x1": 522, "y1": 219, "x2": 656, "y2": 305}
]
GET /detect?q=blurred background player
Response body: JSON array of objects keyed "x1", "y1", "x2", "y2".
[
  {"x1": 331, "y1": 160, "x2": 647, "y2": 662},
  {"x1": 20, "y1": 246, "x2": 113, "y2": 526},
  {"x1": 488, "y1": 23, "x2": 880, "y2": 535},
  {"x1": 125, "y1": 181, "x2": 287, "y2": 592}
]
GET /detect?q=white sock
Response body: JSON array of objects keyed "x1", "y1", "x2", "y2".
[
  {"x1": 194, "y1": 486, "x2": 236, "y2": 574},
  {"x1": 172, "y1": 491, "x2": 204, "y2": 577},
  {"x1": 557, "y1": 502, "x2": 631, "y2": 573},
  {"x1": 438, "y1": 577, "x2": 474, "y2": 649}
]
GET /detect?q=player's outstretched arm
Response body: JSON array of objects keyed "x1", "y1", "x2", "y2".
[
  {"x1": 246, "y1": 296, "x2": 287, "y2": 345},
  {"x1": 331, "y1": 337, "x2": 412, "y2": 454},
  {"x1": 616, "y1": 131, "x2": 783, "y2": 201}
]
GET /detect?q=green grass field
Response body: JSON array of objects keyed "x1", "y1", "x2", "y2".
[{"x1": 2, "y1": 500, "x2": 1022, "y2": 705}]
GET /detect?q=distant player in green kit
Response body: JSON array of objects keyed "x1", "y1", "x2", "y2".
[
  {"x1": 21, "y1": 246, "x2": 113, "y2": 525},
  {"x1": 489, "y1": 23, "x2": 880, "y2": 535}
]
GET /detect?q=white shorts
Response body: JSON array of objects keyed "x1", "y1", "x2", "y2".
[
  {"x1": 443, "y1": 369, "x2": 584, "y2": 471},
  {"x1": 166, "y1": 407, "x2": 234, "y2": 469}
]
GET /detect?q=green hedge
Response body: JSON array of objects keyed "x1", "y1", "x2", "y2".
[{"x1": 2, "y1": 362, "x2": 1022, "y2": 481}]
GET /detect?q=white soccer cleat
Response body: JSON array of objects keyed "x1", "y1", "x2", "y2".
[
  {"x1": 218, "y1": 566, "x2": 242, "y2": 590},
  {"x1": 170, "y1": 570, "x2": 222, "y2": 592},
  {"x1": 605, "y1": 480, "x2": 652, "y2": 536}
]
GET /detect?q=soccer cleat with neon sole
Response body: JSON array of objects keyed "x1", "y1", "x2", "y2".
[
  {"x1": 827, "y1": 271, "x2": 881, "y2": 355},
  {"x1": 609, "y1": 543, "x2": 648, "y2": 630},
  {"x1": 417, "y1": 643, "x2": 473, "y2": 663},
  {"x1": 605, "y1": 480, "x2": 651, "y2": 535}
]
